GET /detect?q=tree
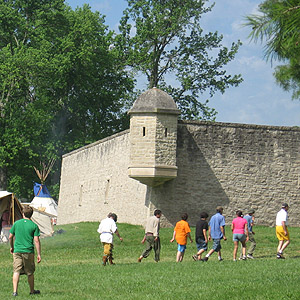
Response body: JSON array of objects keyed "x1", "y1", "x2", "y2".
[
  {"x1": 0, "y1": 0, "x2": 134, "y2": 199},
  {"x1": 0, "y1": 0, "x2": 62, "y2": 196},
  {"x1": 245, "y1": 0, "x2": 300, "y2": 99},
  {"x1": 116, "y1": 0, "x2": 243, "y2": 119}
]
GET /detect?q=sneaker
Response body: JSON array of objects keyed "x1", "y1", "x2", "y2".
[
  {"x1": 12, "y1": 292, "x2": 18, "y2": 296},
  {"x1": 192, "y1": 255, "x2": 198, "y2": 261},
  {"x1": 277, "y1": 252, "x2": 285, "y2": 259},
  {"x1": 201, "y1": 257, "x2": 209, "y2": 262},
  {"x1": 233, "y1": 259, "x2": 237, "y2": 262},
  {"x1": 218, "y1": 258, "x2": 223, "y2": 261},
  {"x1": 247, "y1": 254, "x2": 254, "y2": 259},
  {"x1": 241, "y1": 256, "x2": 247, "y2": 260},
  {"x1": 29, "y1": 290, "x2": 40, "y2": 295}
]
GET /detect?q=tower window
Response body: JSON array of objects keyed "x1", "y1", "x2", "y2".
[
  {"x1": 143, "y1": 127, "x2": 146, "y2": 136},
  {"x1": 165, "y1": 128, "x2": 168, "y2": 137}
]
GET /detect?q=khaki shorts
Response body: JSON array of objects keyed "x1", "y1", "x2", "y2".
[
  {"x1": 276, "y1": 226, "x2": 290, "y2": 241},
  {"x1": 13, "y1": 253, "x2": 35, "y2": 275}
]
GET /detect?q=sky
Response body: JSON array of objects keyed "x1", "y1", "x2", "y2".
[{"x1": 66, "y1": 0, "x2": 300, "y2": 127}]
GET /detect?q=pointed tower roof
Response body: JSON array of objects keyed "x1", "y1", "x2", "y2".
[{"x1": 128, "y1": 87, "x2": 180, "y2": 115}]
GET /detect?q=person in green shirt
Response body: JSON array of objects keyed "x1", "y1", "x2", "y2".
[{"x1": 9, "y1": 205, "x2": 41, "y2": 297}]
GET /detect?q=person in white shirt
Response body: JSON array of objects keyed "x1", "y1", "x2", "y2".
[
  {"x1": 275, "y1": 203, "x2": 290, "y2": 259},
  {"x1": 97, "y1": 213, "x2": 123, "y2": 265}
]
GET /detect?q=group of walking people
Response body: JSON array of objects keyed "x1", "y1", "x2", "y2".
[
  {"x1": 134, "y1": 206, "x2": 256, "y2": 263},
  {"x1": 98, "y1": 203, "x2": 290, "y2": 265},
  {"x1": 7, "y1": 202, "x2": 290, "y2": 296},
  {"x1": 170, "y1": 206, "x2": 257, "y2": 263}
]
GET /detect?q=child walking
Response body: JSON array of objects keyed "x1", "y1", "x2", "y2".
[
  {"x1": 192, "y1": 212, "x2": 209, "y2": 261},
  {"x1": 170, "y1": 213, "x2": 193, "y2": 262}
]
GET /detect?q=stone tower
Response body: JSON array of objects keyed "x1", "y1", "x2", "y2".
[{"x1": 128, "y1": 87, "x2": 181, "y2": 186}]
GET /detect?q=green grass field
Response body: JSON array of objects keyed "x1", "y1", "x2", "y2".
[{"x1": 0, "y1": 222, "x2": 299, "y2": 299}]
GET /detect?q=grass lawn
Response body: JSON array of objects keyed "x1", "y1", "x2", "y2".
[{"x1": 0, "y1": 222, "x2": 299, "y2": 299}]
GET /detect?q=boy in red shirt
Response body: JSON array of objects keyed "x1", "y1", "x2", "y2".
[{"x1": 170, "y1": 213, "x2": 193, "y2": 262}]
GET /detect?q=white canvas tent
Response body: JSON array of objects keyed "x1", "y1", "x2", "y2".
[
  {"x1": 0, "y1": 191, "x2": 23, "y2": 242},
  {"x1": 30, "y1": 207, "x2": 55, "y2": 237},
  {"x1": 31, "y1": 160, "x2": 58, "y2": 221},
  {"x1": 30, "y1": 182, "x2": 58, "y2": 217},
  {"x1": 0, "y1": 191, "x2": 54, "y2": 242}
]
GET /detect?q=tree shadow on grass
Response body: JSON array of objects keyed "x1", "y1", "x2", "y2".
[
  {"x1": 289, "y1": 255, "x2": 300, "y2": 259},
  {"x1": 254, "y1": 254, "x2": 300, "y2": 259},
  {"x1": 254, "y1": 255, "x2": 275, "y2": 259}
]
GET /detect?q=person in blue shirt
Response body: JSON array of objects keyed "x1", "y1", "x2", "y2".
[
  {"x1": 202, "y1": 206, "x2": 227, "y2": 262},
  {"x1": 243, "y1": 209, "x2": 256, "y2": 259}
]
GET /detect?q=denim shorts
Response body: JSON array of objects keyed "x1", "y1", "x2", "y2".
[
  {"x1": 212, "y1": 239, "x2": 222, "y2": 252},
  {"x1": 196, "y1": 238, "x2": 208, "y2": 251},
  {"x1": 233, "y1": 233, "x2": 246, "y2": 242},
  {"x1": 177, "y1": 244, "x2": 187, "y2": 253}
]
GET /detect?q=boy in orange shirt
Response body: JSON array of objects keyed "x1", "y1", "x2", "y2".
[{"x1": 170, "y1": 213, "x2": 193, "y2": 262}]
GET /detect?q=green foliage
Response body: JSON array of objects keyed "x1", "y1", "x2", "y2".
[
  {"x1": 0, "y1": 1, "x2": 134, "y2": 199},
  {"x1": 245, "y1": 0, "x2": 300, "y2": 99},
  {"x1": 0, "y1": 223, "x2": 299, "y2": 299},
  {"x1": 0, "y1": 0, "x2": 244, "y2": 198},
  {"x1": 117, "y1": 0, "x2": 243, "y2": 119},
  {"x1": 274, "y1": 57, "x2": 300, "y2": 99}
]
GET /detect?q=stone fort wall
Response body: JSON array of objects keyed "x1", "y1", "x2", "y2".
[
  {"x1": 58, "y1": 121, "x2": 300, "y2": 227},
  {"x1": 57, "y1": 130, "x2": 148, "y2": 226}
]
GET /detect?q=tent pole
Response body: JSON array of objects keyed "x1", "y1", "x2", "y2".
[{"x1": 12, "y1": 193, "x2": 15, "y2": 224}]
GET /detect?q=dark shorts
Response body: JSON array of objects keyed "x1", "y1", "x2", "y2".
[
  {"x1": 212, "y1": 239, "x2": 222, "y2": 252},
  {"x1": 13, "y1": 253, "x2": 35, "y2": 275},
  {"x1": 196, "y1": 238, "x2": 208, "y2": 251}
]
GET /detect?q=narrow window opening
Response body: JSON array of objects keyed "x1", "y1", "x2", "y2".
[
  {"x1": 165, "y1": 128, "x2": 168, "y2": 137},
  {"x1": 79, "y1": 184, "x2": 83, "y2": 206},
  {"x1": 104, "y1": 179, "x2": 110, "y2": 204},
  {"x1": 143, "y1": 127, "x2": 146, "y2": 136}
]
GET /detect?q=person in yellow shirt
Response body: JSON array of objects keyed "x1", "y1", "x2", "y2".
[{"x1": 170, "y1": 213, "x2": 193, "y2": 262}]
